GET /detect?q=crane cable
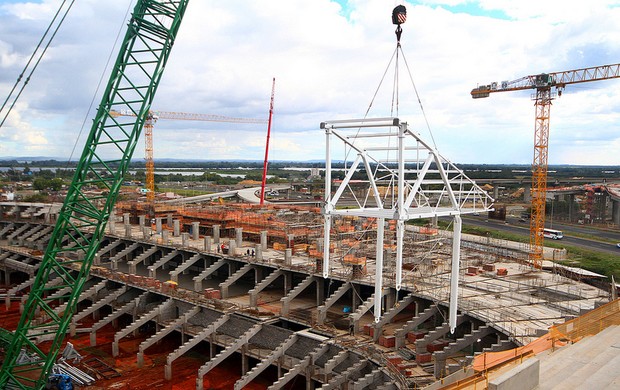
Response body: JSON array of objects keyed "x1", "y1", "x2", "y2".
[
  {"x1": 0, "y1": 0, "x2": 77, "y2": 128},
  {"x1": 360, "y1": 5, "x2": 438, "y2": 150}
]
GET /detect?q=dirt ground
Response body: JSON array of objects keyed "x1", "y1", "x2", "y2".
[{"x1": 1, "y1": 298, "x2": 303, "y2": 390}]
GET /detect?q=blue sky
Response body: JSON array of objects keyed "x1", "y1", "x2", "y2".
[{"x1": 1, "y1": 0, "x2": 620, "y2": 165}]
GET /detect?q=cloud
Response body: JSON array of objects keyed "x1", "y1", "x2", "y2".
[{"x1": 0, "y1": 0, "x2": 619, "y2": 165}]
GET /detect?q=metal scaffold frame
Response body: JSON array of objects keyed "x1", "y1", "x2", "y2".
[{"x1": 320, "y1": 117, "x2": 494, "y2": 332}]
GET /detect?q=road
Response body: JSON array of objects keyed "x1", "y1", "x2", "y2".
[{"x1": 456, "y1": 215, "x2": 620, "y2": 256}]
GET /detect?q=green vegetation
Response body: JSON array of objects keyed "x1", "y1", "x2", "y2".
[
  {"x1": 556, "y1": 248, "x2": 620, "y2": 280},
  {"x1": 453, "y1": 222, "x2": 620, "y2": 280}
]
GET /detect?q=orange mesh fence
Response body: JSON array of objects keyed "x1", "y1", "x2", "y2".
[
  {"x1": 549, "y1": 298, "x2": 620, "y2": 343},
  {"x1": 472, "y1": 333, "x2": 557, "y2": 372}
]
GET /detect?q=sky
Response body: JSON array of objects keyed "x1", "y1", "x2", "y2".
[{"x1": 1, "y1": 0, "x2": 620, "y2": 165}]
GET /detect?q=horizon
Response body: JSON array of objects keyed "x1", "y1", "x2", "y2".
[
  {"x1": 1, "y1": 1, "x2": 620, "y2": 164},
  {"x1": 1, "y1": 156, "x2": 620, "y2": 169}
]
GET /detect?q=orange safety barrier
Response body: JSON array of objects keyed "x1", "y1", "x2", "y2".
[
  {"x1": 472, "y1": 333, "x2": 557, "y2": 372},
  {"x1": 549, "y1": 298, "x2": 620, "y2": 343},
  {"x1": 473, "y1": 298, "x2": 620, "y2": 372}
]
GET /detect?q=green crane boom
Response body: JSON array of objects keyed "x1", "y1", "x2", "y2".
[{"x1": 0, "y1": 1, "x2": 190, "y2": 388}]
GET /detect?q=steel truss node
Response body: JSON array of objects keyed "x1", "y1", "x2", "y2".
[{"x1": 321, "y1": 117, "x2": 494, "y2": 332}]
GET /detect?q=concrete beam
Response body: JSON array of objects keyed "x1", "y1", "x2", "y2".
[
  {"x1": 234, "y1": 334, "x2": 298, "y2": 390},
  {"x1": 169, "y1": 252, "x2": 204, "y2": 282},
  {"x1": 112, "y1": 299, "x2": 174, "y2": 357},
  {"x1": 196, "y1": 324, "x2": 263, "y2": 389},
  {"x1": 137, "y1": 306, "x2": 201, "y2": 367},
  {"x1": 219, "y1": 263, "x2": 256, "y2": 299},
  {"x1": 165, "y1": 313, "x2": 230, "y2": 380},
  {"x1": 249, "y1": 268, "x2": 284, "y2": 307},
  {"x1": 148, "y1": 249, "x2": 180, "y2": 278},
  {"x1": 280, "y1": 275, "x2": 318, "y2": 316},
  {"x1": 317, "y1": 282, "x2": 351, "y2": 325}
]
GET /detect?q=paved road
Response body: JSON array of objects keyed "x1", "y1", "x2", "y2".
[{"x1": 456, "y1": 215, "x2": 620, "y2": 255}]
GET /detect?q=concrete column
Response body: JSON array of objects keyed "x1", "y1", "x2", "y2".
[
  {"x1": 385, "y1": 288, "x2": 396, "y2": 311},
  {"x1": 173, "y1": 220, "x2": 180, "y2": 237},
  {"x1": 254, "y1": 244, "x2": 262, "y2": 261},
  {"x1": 524, "y1": 184, "x2": 531, "y2": 203},
  {"x1": 493, "y1": 186, "x2": 499, "y2": 199},
  {"x1": 108, "y1": 214, "x2": 116, "y2": 234},
  {"x1": 167, "y1": 213, "x2": 173, "y2": 227},
  {"x1": 204, "y1": 236, "x2": 212, "y2": 252},
  {"x1": 139, "y1": 215, "x2": 145, "y2": 228},
  {"x1": 44, "y1": 212, "x2": 50, "y2": 224},
  {"x1": 162, "y1": 230, "x2": 169, "y2": 243},
  {"x1": 316, "y1": 238, "x2": 323, "y2": 253},
  {"x1": 213, "y1": 225, "x2": 220, "y2": 244},
  {"x1": 124, "y1": 224, "x2": 132, "y2": 238},
  {"x1": 241, "y1": 345, "x2": 249, "y2": 375},
  {"x1": 284, "y1": 248, "x2": 292, "y2": 265},
  {"x1": 316, "y1": 278, "x2": 325, "y2": 305},
  {"x1": 228, "y1": 240, "x2": 236, "y2": 255},
  {"x1": 143, "y1": 227, "x2": 150, "y2": 240},
  {"x1": 284, "y1": 272, "x2": 292, "y2": 294},
  {"x1": 181, "y1": 233, "x2": 189, "y2": 247},
  {"x1": 192, "y1": 222, "x2": 200, "y2": 240},
  {"x1": 567, "y1": 194, "x2": 574, "y2": 221},
  {"x1": 352, "y1": 284, "x2": 361, "y2": 311},
  {"x1": 612, "y1": 199, "x2": 620, "y2": 226},
  {"x1": 235, "y1": 228, "x2": 243, "y2": 248},
  {"x1": 155, "y1": 218, "x2": 163, "y2": 234},
  {"x1": 123, "y1": 213, "x2": 130, "y2": 225},
  {"x1": 260, "y1": 230, "x2": 268, "y2": 250}
]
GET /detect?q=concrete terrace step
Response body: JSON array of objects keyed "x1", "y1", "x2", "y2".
[
  {"x1": 128, "y1": 245, "x2": 160, "y2": 274},
  {"x1": 109, "y1": 242, "x2": 141, "y2": 269},
  {"x1": 203, "y1": 324, "x2": 263, "y2": 373},
  {"x1": 112, "y1": 298, "x2": 174, "y2": 357},
  {"x1": 318, "y1": 281, "x2": 351, "y2": 325},
  {"x1": 192, "y1": 257, "x2": 229, "y2": 291},
  {"x1": 169, "y1": 252, "x2": 203, "y2": 282},
  {"x1": 196, "y1": 323, "x2": 263, "y2": 388},
  {"x1": 219, "y1": 263, "x2": 255, "y2": 298},
  {"x1": 321, "y1": 359, "x2": 368, "y2": 390},
  {"x1": 139, "y1": 305, "x2": 200, "y2": 354},
  {"x1": 0, "y1": 223, "x2": 15, "y2": 238},
  {"x1": 267, "y1": 342, "x2": 328, "y2": 390},
  {"x1": 280, "y1": 275, "x2": 316, "y2": 316},
  {"x1": 149, "y1": 249, "x2": 181, "y2": 278},
  {"x1": 234, "y1": 334, "x2": 299, "y2": 390},
  {"x1": 95, "y1": 238, "x2": 124, "y2": 259},
  {"x1": 72, "y1": 286, "x2": 129, "y2": 324},
  {"x1": 137, "y1": 305, "x2": 201, "y2": 367},
  {"x1": 90, "y1": 292, "x2": 150, "y2": 346},
  {"x1": 6, "y1": 224, "x2": 31, "y2": 240},
  {"x1": 249, "y1": 268, "x2": 284, "y2": 307},
  {"x1": 415, "y1": 315, "x2": 465, "y2": 354},
  {"x1": 351, "y1": 367, "x2": 383, "y2": 390},
  {"x1": 52, "y1": 279, "x2": 107, "y2": 317},
  {"x1": 165, "y1": 313, "x2": 231, "y2": 380}
]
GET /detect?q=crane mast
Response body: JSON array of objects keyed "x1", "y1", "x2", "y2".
[
  {"x1": 471, "y1": 63, "x2": 620, "y2": 269},
  {"x1": 0, "y1": 1, "x2": 190, "y2": 388}
]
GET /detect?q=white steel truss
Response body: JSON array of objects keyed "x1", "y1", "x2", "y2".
[{"x1": 321, "y1": 117, "x2": 494, "y2": 332}]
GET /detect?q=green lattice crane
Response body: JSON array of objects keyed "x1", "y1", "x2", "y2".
[{"x1": 0, "y1": 1, "x2": 190, "y2": 388}]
